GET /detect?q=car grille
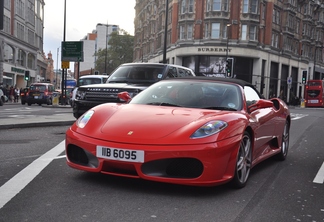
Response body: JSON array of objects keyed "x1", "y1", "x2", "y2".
[{"x1": 84, "y1": 91, "x2": 119, "y2": 102}]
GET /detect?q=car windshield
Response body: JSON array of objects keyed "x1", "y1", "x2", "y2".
[
  {"x1": 130, "y1": 80, "x2": 242, "y2": 110},
  {"x1": 107, "y1": 65, "x2": 166, "y2": 83}
]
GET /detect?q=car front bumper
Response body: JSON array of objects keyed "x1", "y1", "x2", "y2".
[{"x1": 65, "y1": 128, "x2": 241, "y2": 187}]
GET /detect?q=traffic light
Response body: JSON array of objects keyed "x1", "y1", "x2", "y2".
[
  {"x1": 226, "y1": 58, "x2": 233, "y2": 78},
  {"x1": 302, "y1": 70, "x2": 307, "y2": 84},
  {"x1": 24, "y1": 70, "x2": 30, "y2": 81}
]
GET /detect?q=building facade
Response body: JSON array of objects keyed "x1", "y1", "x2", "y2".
[
  {"x1": 75, "y1": 23, "x2": 119, "y2": 76},
  {"x1": 133, "y1": 0, "x2": 324, "y2": 103},
  {"x1": 0, "y1": 0, "x2": 47, "y2": 89}
]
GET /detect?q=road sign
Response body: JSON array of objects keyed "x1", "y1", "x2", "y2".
[
  {"x1": 287, "y1": 76, "x2": 292, "y2": 85},
  {"x1": 61, "y1": 41, "x2": 84, "y2": 62},
  {"x1": 61, "y1": 61, "x2": 70, "y2": 69}
]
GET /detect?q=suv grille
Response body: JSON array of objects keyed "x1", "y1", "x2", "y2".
[{"x1": 84, "y1": 90, "x2": 120, "y2": 102}]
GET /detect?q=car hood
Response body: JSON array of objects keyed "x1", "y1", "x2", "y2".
[
  {"x1": 80, "y1": 83, "x2": 152, "y2": 90},
  {"x1": 74, "y1": 104, "x2": 246, "y2": 144}
]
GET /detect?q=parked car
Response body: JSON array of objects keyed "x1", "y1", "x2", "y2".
[
  {"x1": 26, "y1": 83, "x2": 55, "y2": 106},
  {"x1": 66, "y1": 77, "x2": 290, "y2": 188},
  {"x1": 20, "y1": 87, "x2": 29, "y2": 105},
  {"x1": 70, "y1": 74, "x2": 109, "y2": 107},
  {"x1": 72, "y1": 63, "x2": 196, "y2": 119},
  {"x1": 0, "y1": 88, "x2": 6, "y2": 106}
]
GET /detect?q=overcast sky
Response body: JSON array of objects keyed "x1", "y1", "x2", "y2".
[{"x1": 43, "y1": 0, "x2": 135, "y2": 68}]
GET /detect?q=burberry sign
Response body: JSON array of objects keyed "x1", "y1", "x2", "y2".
[{"x1": 197, "y1": 47, "x2": 231, "y2": 52}]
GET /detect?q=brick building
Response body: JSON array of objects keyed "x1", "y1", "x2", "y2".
[{"x1": 133, "y1": 0, "x2": 324, "y2": 102}]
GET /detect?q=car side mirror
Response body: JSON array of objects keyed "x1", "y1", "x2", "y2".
[
  {"x1": 118, "y1": 91, "x2": 132, "y2": 103},
  {"x1": 248, "y1": 99, "x2": 273, "y2": 112}
]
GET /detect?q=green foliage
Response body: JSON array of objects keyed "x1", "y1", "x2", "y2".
[{"x1": 94, "y1": 30, "x2": 134, "y2": 74}]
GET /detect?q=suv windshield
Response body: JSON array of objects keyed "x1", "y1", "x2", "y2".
[
  {"x1": 79, "y1": 78, "x2": 104, "y2": 86},
  {"x1": 107, "y1": 65, "x2": 166, "y2": 83}
]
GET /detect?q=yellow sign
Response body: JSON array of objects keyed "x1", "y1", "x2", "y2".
[{"x1": 61, "y1": 61, "x2": 70, "y2": 69}]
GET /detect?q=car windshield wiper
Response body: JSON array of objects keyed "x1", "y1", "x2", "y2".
[
  {"x1": 146, "y1": 102, "x2": 181, "y2": 107},
  {"x1": 202, "y1": 106, "x2": 237, "y2": 111}
]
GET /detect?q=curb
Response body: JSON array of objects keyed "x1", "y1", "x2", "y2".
[{"x1": 0, "y1": 120, "x2": 76, "y2": 130}]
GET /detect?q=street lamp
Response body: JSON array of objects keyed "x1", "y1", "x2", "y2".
[
  {"x1": 56, "y1": 47, "x2": 60, "y2": 89},
  {"x1": 225, "y1": 24, "x2": 231, "y2": 60},
  {"x1": 105, "y1": 22, "x2": 108, "y2": 74},
  {"x1": 61, "y1": 0, "x2": 67, "y2": 105},
  {"x1": 162, "y1": 0, "x2": 169, "y2": 64}
]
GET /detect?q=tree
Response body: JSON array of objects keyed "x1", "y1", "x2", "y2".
[{"x1": 94, "y1": 30, "x2": 134, "y2": 74}]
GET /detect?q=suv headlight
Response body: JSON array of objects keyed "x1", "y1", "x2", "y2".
[{"x1": 76, "y1": 90, "x2": 86, "y2": 100}]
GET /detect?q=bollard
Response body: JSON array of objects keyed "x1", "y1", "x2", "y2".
[
  {"x1": 300, "y1": 99, "x2": 305, "y2": 108},
  {"x1": 52, "y1": 92, "x2": 59, "y2": 106}
]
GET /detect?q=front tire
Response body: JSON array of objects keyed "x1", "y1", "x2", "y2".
[
  {"x1": 231, "y1": 132, "x2": 252, "y2": 189},
  {"x1": 276, "y1": 120, "x2": 289, "y2": 161}
]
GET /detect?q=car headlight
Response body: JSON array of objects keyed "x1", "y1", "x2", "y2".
[
  {"x1": 77, "y1": 110, "x2": 94, "y2": 128},
  {"x1": 76, "y1": 90, "x2": 86, "y2": 100},
  {"x1": 191, "y1": 120, "x2": 227, "y2": 139}
]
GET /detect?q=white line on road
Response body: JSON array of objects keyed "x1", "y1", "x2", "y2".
[
  {"x1": 0, "y1": 140, "x2": 65, "y2": 209},
  {"x1": 313, "y1": 162, "x2": 324, "y2": 184}
]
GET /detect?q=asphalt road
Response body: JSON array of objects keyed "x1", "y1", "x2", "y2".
[{"x1": 0, "y1": 106, "x2": 323, "y2": 221}]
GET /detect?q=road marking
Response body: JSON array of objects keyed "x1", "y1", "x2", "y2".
[
  {"x1": 0, "y1": 140, "x2": 65, "y2": 209},
  {"x1": 291, "y1": 113, "x2": 308, "y2": 120},
  {"x1": 313, "y1": 162, "x2": 324, "y2": 184}
]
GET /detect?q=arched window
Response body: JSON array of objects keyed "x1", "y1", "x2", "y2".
[
  {"x1": 4, "y1": 44, "x2": 14, "y2": 63},
  {"x1": 17, "y1": 49, "x2": 26, "y2": 66}
]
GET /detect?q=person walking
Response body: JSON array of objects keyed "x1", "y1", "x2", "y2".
[
  {"x1": 14, "y1": 87, "x2": 20, "y2": 103},
  {"x1": 9, "y1": 86, "x2": 15, "y2": 102}
]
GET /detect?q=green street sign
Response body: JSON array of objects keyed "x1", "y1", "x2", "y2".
[{"x1": 61, "y1": 41, "x2": 84, "y2": 62}]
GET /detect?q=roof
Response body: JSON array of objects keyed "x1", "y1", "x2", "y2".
[{"x1": 80, "y1": 75, "x2": 109, "y2": 78}]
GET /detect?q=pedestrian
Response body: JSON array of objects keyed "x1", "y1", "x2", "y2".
[
  {"x1": 9, "y1": 86, "x2": 15, "y2": 102},
  {"x1": 14, "y1": 87, "x2": 20, "y2": 102}
]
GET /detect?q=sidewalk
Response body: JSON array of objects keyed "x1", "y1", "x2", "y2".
[{"x1": 0, "y1": 102, "x2": 76, "y2": 129}]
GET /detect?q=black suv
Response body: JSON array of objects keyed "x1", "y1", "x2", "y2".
[{"x1": 73, "y1": 63, "x2": 196, "y2": 118}]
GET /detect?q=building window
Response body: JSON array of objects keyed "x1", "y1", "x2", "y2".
[
  {"x1": 243, "y1": 0, "x2": 258, "y2": 14},
  {"x1": 273, "y1": 8, "x2": 280, "y2": 24},
  {"x1": 180, "y1": 25, "x2": 185, "y2": 39},
  {"x1": 187, "y1": 24, "x2": 193, "y2": 39},
  {"x1": 4, "y1": 0, "x2": 10, "y2": 10},
  {"x1": 179, "y1": 24, "x2": 193, "y2": 40},
  {"x1": 296, "y1": 19, "x2": 300, "y2": 35},
  {"x1": 241, "y1": 25, "x2": 247, "y2": 40},
  {"x1": 213, "y1": 0, "x2": 221, "y2": 11},
  {"x1": 206, "y1": 0, "x2": 228, "y2": 12},
  {"x1": 17, "y1": 22, "x2": 25, "y2": 41},
  {"x1": 188, "y1": 0, "x2": 194, "y2": 13},
  {"x1": 15, "y1": 0, "x2": 25, "y2": 18},
  {"x1": 211, "y1": 23, "x2": 220, "y2": 39},
  {"x1": 271, "y1": 32, "x2": 279, "y2": 48},
  {"x1": 3, "y1": 16, "x2": 10, "y2": 34},
  {"x1": 181, "y1": 0, "x2": 186, "y2": 14},
  {"x1": 249, "y1": 25, "x2": 257, "y2": 40},
  {"x1": 17, "y1": 49, "x2": 26, "y2": 66},
  {"x1": 181, "y1": 0, "x2": 194, "y2": 14},
  {"x1": 27, "y1": 1, "x2": 35, "y2": 25},
  {"x1": 28, "y1": 29, "x2": 35, "y2": 46}
]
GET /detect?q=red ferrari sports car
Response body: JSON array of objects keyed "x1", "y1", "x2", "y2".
[{"x1": 65, "y1": 77, "x2": 290, "y2": 188}]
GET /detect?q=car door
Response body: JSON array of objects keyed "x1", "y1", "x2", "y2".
[{"x1": 244, "y1": 86, "x2": 276, "y2": 159}]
